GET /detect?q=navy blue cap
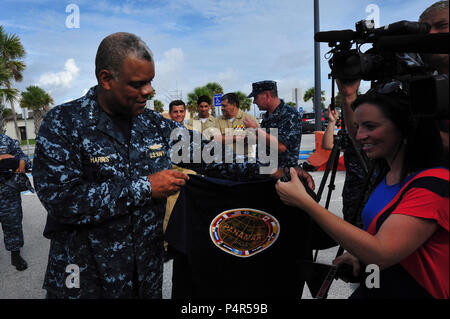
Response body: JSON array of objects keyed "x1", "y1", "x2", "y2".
[{"x1": 248, "y1": 80, "x2": 277, "y2": 98}]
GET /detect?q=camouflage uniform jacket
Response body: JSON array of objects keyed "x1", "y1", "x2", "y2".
[
  {"x1": 260, "y1": 100, "x2": 302, "y2": 168},
  {"x1": 32, "y1": 86, "x2": 261, "y2": 298}
]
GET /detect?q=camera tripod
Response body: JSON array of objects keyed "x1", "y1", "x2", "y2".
[{"x1": 313, "y1": 78, "x2": 369, "y2": 262}]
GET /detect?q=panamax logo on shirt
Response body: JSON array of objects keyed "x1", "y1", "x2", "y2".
[{"x1": 209, "y1": 208, "x2": 280, "y2": 258}]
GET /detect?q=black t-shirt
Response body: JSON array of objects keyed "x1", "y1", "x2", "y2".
[{"x1": 165, "y1": 175, "x2": 336, "y2": 299}]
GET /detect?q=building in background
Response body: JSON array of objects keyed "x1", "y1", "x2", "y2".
[
  {"x1": 292, "y1": 88, "x2": 302, "y2": 111},
  {"x1": 5, "y1": 111, "x2": 36, "y2": 141}
]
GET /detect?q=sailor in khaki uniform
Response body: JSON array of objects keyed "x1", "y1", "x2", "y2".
[
  {"x1": 215, "y1": 92, "x2": 259, "y2": 157},
  {"x1": 187, "y1": 95, "x2": 216, "y2": 137}
]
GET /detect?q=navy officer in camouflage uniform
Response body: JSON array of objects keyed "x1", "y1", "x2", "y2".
[
  {"x1": 0, "y1": 134, "x2": 31, "y2": 271},
  {"x1": 244, "y1": 81, "x2": 303, "y2": 168},
  {"x1": 32, "y1": 32, "x2": 284, "y2": 299}
]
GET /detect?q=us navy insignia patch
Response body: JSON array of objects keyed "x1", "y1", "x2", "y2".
[
  {"x1": 149, "y1": 144, "x2": 166, "y2": 158},
  {"x1": 149, "y1": 144, "x2": 162, "y2": 150},
  {"x1": 210, "y1": 208, "x2": 280, "y2": 258}
]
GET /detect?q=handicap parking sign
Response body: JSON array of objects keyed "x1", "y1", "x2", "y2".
[{"x1": 214, "y1": 94, "x2": 222, "y2": 107}]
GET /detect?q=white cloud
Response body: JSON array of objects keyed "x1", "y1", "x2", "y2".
[
  {"x1": 153, "y1": 48, "x2": 188, "y2": 104},
  {"x1": 217, "y1": 68, "x2": 240, "y2": 92},
  {"x1": 157, "y1": 48, "x2": 185, "y2": 74},
  {"x1": 39, "y1": 58, "x2": 80, "y2": 88}
]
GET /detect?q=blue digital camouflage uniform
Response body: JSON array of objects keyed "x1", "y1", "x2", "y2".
[
  {"x1": 0, "y1": 134, "x2": 31, "y2": 252},
  {"x1": 32, "y1": 86, "x2": 262, "y2": 299},
  {"x1": 260, "y1": 100, "x2": 302, "y2": 168}
]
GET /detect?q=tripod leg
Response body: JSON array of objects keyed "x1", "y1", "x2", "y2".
[
  {"x1": 314, "y1": 143, "x2": 341, "y2": 262},
  {"x1": 317, "y1": 141, "x2": 341, "y2": 201},
  {"x1": 335, "y1": 246, "x2": 345, "y2": 259},
  {"x1": 312, "y1": 249, "x2": 317, "y2": 261},
  {"x1": 324, "y1": 146, "x2": 341, "y2": 209}
]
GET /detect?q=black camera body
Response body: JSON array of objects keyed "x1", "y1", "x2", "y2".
[
  {"x1": 328, "y1": 49, "x2": 423, "y2": 82},
  {"x1": 316, "y1": 20, "x2": 449, "y2": 119}
]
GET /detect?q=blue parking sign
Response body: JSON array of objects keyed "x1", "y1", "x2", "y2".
[{"x1": 214, "y1": 94, "x2": 222, "y2": 107}]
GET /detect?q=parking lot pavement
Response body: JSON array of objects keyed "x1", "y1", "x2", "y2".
[
  {"x1": 0, "y1": 193, "x2": 48, "y2": 299},
  {"x1": 1, "y1": 134, "x2": 355, "y2": 299},
  {"x1": 298, "y1": 133, "x2": 356, "y2": 299},
  {"x1": 300, "y1": 170, "x2": 355, "y2": 299}
]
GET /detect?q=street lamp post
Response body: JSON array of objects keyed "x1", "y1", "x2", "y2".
[
  {"x1": 22, "y1": 108, "x2": 30, "y2": 157},
  {"x1": 314, "y1": 0, "x2": 322, "y2": 131}
]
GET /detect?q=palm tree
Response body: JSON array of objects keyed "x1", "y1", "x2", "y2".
[
  {"x1": 147, "y1": 89, "x2": 156, "y2": 101},
  {"x1": 153, "y1": 99, "x2": 164, "y2": 113},
  {"x1": 235, "y1": 91, "x2": 251, "y2": 112},
  {"x1": 20, "y1": 86, "x2": 53, "y2": 136},
  {"x1": 0, "y1": 86, "x2": 18, "y2": 135},
  {"x1": 0, "y1": 56, "x2": 18, "y2": 134},
  {"x1": 0, "y1": 26, "x2": 26, "y2": 140},
  {"x1": 205, "y1": 82, "x2": 223, "y2": 95},
  {"x1": 0, "y1": 57, "x2": 9, "y2": 134},
  {"x1": 0, "y1": 100, "x2": 5, "y2": 134},
  {"x1": 145, "y1": 88, "x2": 162, "y2": 112},
  {"x1": 303, "y1": 87, "x2": 326, "y2": 109},
  {"x1": 286, "y1": 101, "x2": 297, "y2": 109}
]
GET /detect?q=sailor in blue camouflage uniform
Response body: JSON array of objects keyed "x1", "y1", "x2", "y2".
[
  {"x1": 0, "y1": 134, "x2": 31, "y2": 271},
  {"x1": 245, "y1": 80, "x2": 303, "y2": 168},
  {"x1": 32, "y1": 32, "x2": 271, "y2": 299}
]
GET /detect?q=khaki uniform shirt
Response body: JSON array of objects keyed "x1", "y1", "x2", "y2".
[
  {"x1": 215, "y1": 110, "x2": 259, "y2": 156},
  {"x1": 163, "y1": 165, "x2": 196, "y2": 234},
  {"x1": 187, "y1": 115, "x2": 216, "y2": 134}
]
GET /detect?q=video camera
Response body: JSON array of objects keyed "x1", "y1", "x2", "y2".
[{"x1": 315, "y1": 20, "x2": 449, "y2": 118}]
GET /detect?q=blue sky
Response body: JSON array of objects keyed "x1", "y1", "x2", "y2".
[{"x1": 0, "y1": 0, "x2": 437, "y2": 115}]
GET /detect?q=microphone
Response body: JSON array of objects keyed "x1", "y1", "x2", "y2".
[
  {"x1": 315, "y1": 30, "x2": 357, "y2": 43},
  {"x1": 376, "y1": 33, "x2": 449, "y2": 53},
  {"x1": 315, "y1": 21, "x2": 431, "y2": 43}
]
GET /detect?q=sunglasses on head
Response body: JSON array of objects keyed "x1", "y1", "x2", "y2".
[{"x1": 366, "y1": 81, "x2": 406, "y2": 95}]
